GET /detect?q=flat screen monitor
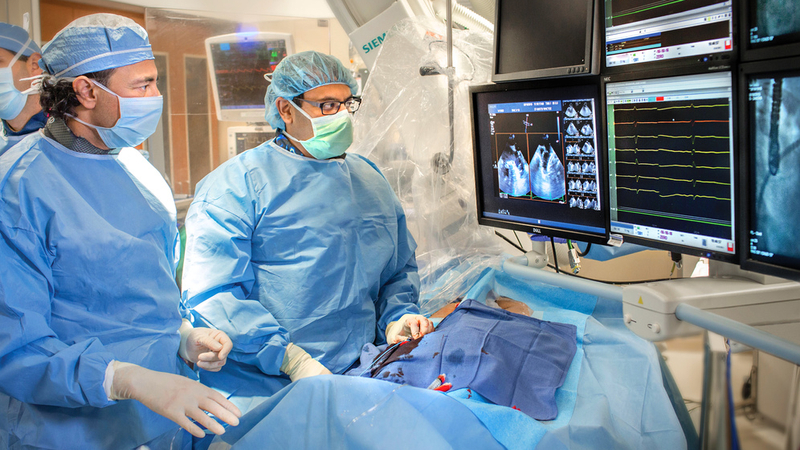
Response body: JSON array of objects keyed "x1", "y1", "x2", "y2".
[
  {"x1": 741, "y1": 0, "x2": 800, "y2": 61},
  {"x1": 605, "y1": 70, "x2": 737, "y2": 260},
  {"x1": 492, "y1": 0, "x2": 601, "y2": 82},
  {"x1": 206, "y1": 32, "x2": 294, "y2": 122},
  {"x1": 227, "y1": 125, "x2": 276, "y2": 159},
  {"x1": 604, "y1": 0, "x2": 733, "y2": 71},
  {"x1": 471, "y1": 78, "x2": 608, "y2": 243},
  {"x1": 739, "y1": 58, "x2": 800, "y2": 280}
]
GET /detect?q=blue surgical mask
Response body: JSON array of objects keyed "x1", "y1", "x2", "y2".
[
  {"x1": 0, "y1": 68, "x2": 27, "y2": 120},
  {"x1": 69, "y1": 80, "x2": 163, "y2": 149},
  {"x1": 0, "y1": 40, "x2": 33, "y2": 121},
  {"x1": 283, "y1": 101, "x2": 353, "y2": 159}
]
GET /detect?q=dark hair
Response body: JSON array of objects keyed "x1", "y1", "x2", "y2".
[
  {"x1": 39, "y1": 68, "x2": 116, "y2": 120},
  {"x1": 17, "y1": 54, "x2": 28, "y2": 63},
  {"x1": 292, "y1": 92, "x2": 305, "y2": 107}
]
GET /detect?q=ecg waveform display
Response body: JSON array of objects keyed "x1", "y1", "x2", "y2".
[
  {"x1": 612, "y1": 98, "x2": 732, "y2": 239},
  {"x1": 210, "y1": 40, "x2": 288, "y2": 109},
  {"x1": 608, "y1": 0, "x2": 723, "y2": 27}
]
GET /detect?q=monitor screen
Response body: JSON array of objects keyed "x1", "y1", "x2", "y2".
[
  {"x1": 471, "y1": 79, "x2": 608, "y2": 242},
  {"x1": 747, "y1": 0, "x2": 800, "y2": 52},
  {"x1": 604, "y1": 0, "x2": 733, "y2": 69},
  {"x1": 493, "y1": 0, "x2": 599, "y2": 81},
  {"x1": 742, "y1": 63, "x2": 800, "y2": 279},
  {"x1": 605, "y1": 71, "x2": 736, "y2": 259},
  {"x1": 205, "y1": 32, "x2": 294, "y2": 122}
]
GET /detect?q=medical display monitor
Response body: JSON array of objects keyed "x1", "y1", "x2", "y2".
[
  {"x1": 604, "y1": 0, "x2": 733, "y2": 70},
  {"x1": 471, "y1": 79, "x2": 608, "y2": 243},
  {"x1": 492, "y1": 0, "x2": 600, "y2": 82},
  {"x1": 205, "y1": 32, "x2": 294, "y2": 122},
  {"x1": 740, "y1": 59, "x2": 800, "y2": 280},
  {"x1": 605, "y1": 71, "x2": 736, "y2": 259},
  {"x1": 742, "y1": 0, "x2": 800, "y2": 60}
]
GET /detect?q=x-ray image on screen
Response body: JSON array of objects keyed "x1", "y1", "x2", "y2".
[
  {"x1": 748, "y1": 73, "x2": 800, "y2": 265},
  {"x1": 750, "y1": 0, "x2": 800, "y2": 46},
  {"x1": 530, "y1": 138, "x2": 566, "y2": 200},
  {"x1": 497, "y1": 134, "x2": 531, "y2": 197}
]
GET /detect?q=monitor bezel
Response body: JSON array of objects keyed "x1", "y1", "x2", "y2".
[
  {"x1": 602, "y1": 67, "x2": 739, "y2": 261},
  {"x1": 737, "y1": 57, "x2": 800, "y2": 281},
  {"x1": 470, "y1": 76, "x2": 610, "y2": 244},
  {"x1": 205, "y1": 32, "x2": 295, "y2": 123},
  {"x1": 739, "y1": 0, "x2": 800, "y2": 62},
  {"x1": 602, "y1": 0, "x2": 737, "y2": 75},
  {"x1": 491, "y1": 0, "x2": 601, "y2": 83}
]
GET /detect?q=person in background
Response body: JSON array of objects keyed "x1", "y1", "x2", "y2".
[
  {"x1": 0, "y1": 21, "x2": 46, "y2": 155},
  {"x1": 0, "y1": 14, "x2": 241, "y2": 449},
  {"x1": 181, "y1": 51, "x2": 433, "y2": 417}
]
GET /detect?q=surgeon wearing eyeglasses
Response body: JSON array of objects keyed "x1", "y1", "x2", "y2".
[{"x1": 181, "y1": 50, "x2": 434, "y2": 417}]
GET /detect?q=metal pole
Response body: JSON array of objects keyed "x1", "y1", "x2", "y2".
[
  {"x1": 503, "y1": 258, "x2": 624, "y2": 302},
  {"x1": 446, "y1": 0, "x2": 455, "y2": 164},
  {"x1": 676, "y1": 303, "x2": 800, "y2": 366}
]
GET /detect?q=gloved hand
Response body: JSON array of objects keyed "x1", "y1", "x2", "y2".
[
  {"x1": 386, "y1": 314, "x2": 435, "y2": 344},
  {"x1": 279, "y1": 343, "x2": 331, "y2": 382},
  {"x1": 178, "y1": 320, "x2": 232, "y2": 372},
  {"x1": 108, "y1": 361, "x2": 242, "y2": 438}
]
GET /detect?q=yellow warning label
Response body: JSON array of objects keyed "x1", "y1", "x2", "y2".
[{"x1": 638, "y1": 296, "x2": 644, "y2": 305}]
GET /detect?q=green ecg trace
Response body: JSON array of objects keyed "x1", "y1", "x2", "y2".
[
  {"x1": 611, "y1": 0, "x2": 685, "y2": 19},
  {"x1": 618, "y1": 208, "x2": 732, "y2": 227}
]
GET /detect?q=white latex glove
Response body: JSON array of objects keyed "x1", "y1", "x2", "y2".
[
  {"x1": 386, "y1": 314, "x2": 435, "y2": 344},
  {"x1": 279, "y1": 343, "x2": 331, "y2": 382},
  {"x1": 108, "y1": 361, "x2": 242, "y2": 438},
  {"x1": 178, "y1": 320, "x2": 232, "y2": 372}
]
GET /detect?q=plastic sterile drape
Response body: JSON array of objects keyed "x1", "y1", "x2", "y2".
[{"x1": 350, "y1": 17, "x2": 504, "y2": 315}]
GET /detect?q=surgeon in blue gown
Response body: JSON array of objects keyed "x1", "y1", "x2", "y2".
[
  {"x1": 181, "y1": 51, "x2": 434, "y2": 416},
  {"x1": 0, "y1": 21, "x2": 46, "y2": 155},
  {"x1": 0, "y1": 14, "x2": 241, "y2": 449}
]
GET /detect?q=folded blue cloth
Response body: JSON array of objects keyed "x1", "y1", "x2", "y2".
[{"x1": 348, "y1": 299, "x2": 577, "y2": 420}]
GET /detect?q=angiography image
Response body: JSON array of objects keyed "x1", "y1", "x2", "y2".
[
  {"x1": 751, "y1": 74, "x2": 800, "y2": 261},
  {"x1": 529, "y1": 140, "x2": 566, "y2": 200},
  {"x1": 756, "y1": 0, "x2": 800, "y2": 39},
  {"x1": 497, "y1": 134, "x2": 531, "y2": 197}
]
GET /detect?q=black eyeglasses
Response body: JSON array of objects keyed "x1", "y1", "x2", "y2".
[{"x1": 294, "y1": 96, "x2": 362, "y2": 115}]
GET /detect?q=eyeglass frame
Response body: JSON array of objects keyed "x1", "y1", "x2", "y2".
[{"x1": 293, "y1": 96, "x2": 362, "y2": 115}]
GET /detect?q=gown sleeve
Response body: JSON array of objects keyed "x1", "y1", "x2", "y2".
[
  {"x1": 374, "y1": 201, "x2": 422, "y2": 342},
  {"x1": 181, "y1": 199, "x2": 290, "y2": 376},
  {"x1": 0, "y1": 222, "x2": 115, "y2": 408}
]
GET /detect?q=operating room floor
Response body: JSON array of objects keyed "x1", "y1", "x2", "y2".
[{"x1": 661, "y1": 335, "x2": 787, "y2": 450}]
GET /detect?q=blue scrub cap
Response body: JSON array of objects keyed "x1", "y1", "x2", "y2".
[
  {"x1": 264, "y1": 50, "x2": 358, "y2": 130},
  {"x1": 0, "y1": 22, "x2": 40, "y2": 57},
  {"x1": 39, "y1": 13, "x2": 153, "y2": 78}
]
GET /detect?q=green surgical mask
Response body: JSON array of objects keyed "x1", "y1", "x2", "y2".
[{"x1": 283, "y1": 101, "x2": 354, "y2": 159}]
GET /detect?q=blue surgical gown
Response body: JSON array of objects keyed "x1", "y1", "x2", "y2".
[
  {"x1": 0, "y1": 111, "x2": 47, "y2": 156},
  {"x1": 182, "y1": 140, "x2": 421, "y2": 412},
  {"x1": 0, "y1": 132, "x2": 193, "y2": 449}
]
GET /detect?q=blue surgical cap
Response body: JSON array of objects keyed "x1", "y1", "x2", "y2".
[
  {"x1": 264, "y1": 50, "x2": 358, "y2": 130},
  {"x1": 0, "y1": 22, "x2": 40, "y2": 57},
  {"x1": 39, "y1": 13, "x2": 153, "y2": 77}
]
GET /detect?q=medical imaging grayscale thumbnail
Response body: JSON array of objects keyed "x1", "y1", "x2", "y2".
[
  {"x1": 751, "y1": 74, "x2": 800, "y2": 260},
  {"x1": 497, "y1": 134, "x2": 531, "y2": 197}
]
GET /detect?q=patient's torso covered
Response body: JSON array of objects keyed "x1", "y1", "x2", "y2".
[{"x1": 349, "y1": 299, "x2": 578, "y2": 420}]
